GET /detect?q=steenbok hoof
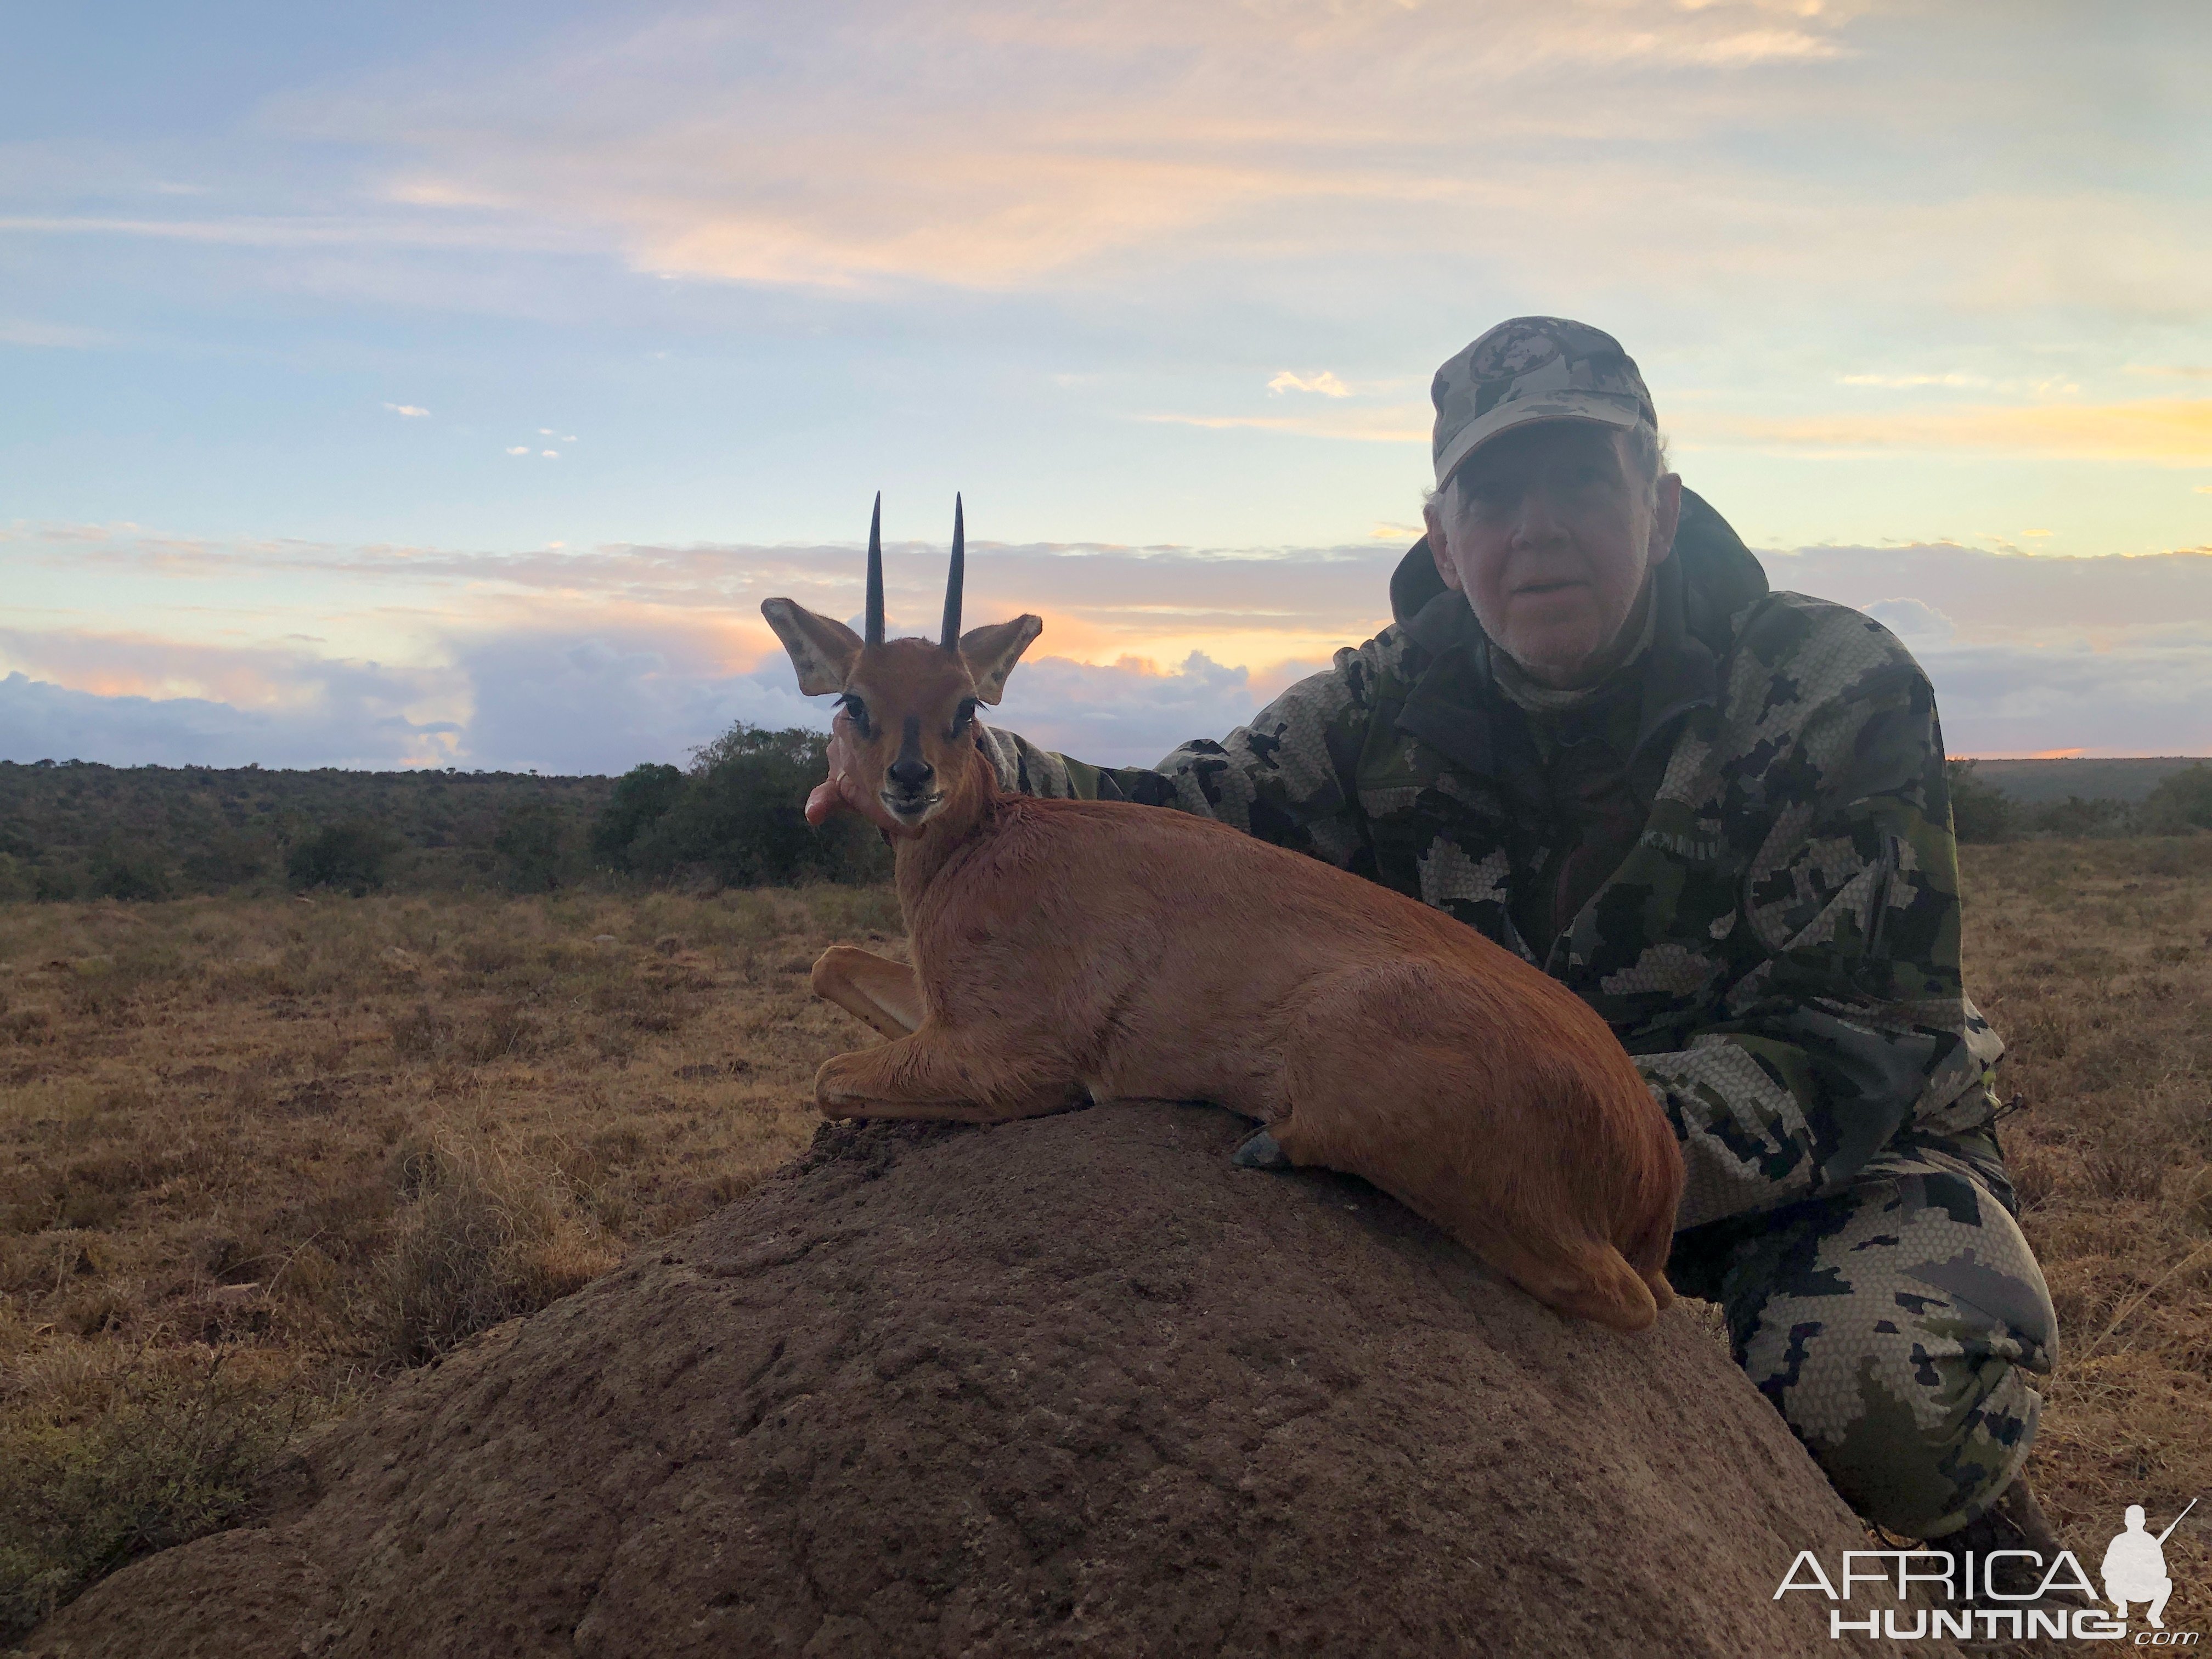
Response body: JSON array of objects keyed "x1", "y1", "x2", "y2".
[{"x1": 1231, "y1": 1128, "x2": 1293, "y2": 1171}]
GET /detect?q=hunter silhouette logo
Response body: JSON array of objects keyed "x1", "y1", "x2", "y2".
[{"x1": 2103, "y1": 1499, "x2": 2195, "y2": 1631}]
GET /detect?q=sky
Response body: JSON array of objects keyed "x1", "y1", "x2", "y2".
[{"x1": 2, "y1": 0, "x2": 2208, "y2": 770}]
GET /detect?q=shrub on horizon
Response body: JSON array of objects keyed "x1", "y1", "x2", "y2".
[
  {"x1": 589, "y1": 763, "x2": 686, "y2": 872},
  {"x1": 597, "y1": 726, "x2": 889, "y2": 889},
  {"x1": 2029, "y1": 794, "x2": 2131, "y2": 838},
  {"x1": 2140, "y1": 763, "x2": 2212, "y2": 834},
  {"x1": 179, "y1": 828, "x2": 276, "y2": 893},
  {"x1": 285, "y1": 818, "x2": 403, "y2": 894},
  {"x1": 493, "y1": 802, "x2": 568, "y2": 892},
  {"x1": 86, "y1": 840, "x2": 174, "y2": 903},
  {"x1": 1945, "y1": 759, "x2": 2017, "y2": 844}
]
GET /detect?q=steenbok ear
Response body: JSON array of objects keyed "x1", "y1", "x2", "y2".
[
  {"x1": 958, "y1": 614, "x2": 1043, "y2": 706},
  {"x1": 761, "y1": 599, "x2": 864, "y2": 695}
]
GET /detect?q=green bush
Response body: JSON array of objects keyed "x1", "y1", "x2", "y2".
[
  {"x1": 589, "y1": 763, "x2": 686, "y2": 870},
  {"x1": 0, "y1": 1357, "x2": 303, "y2": 1642},
  {"x1": 32, "y1": 863, "x2": 88, "y2": 901},
  {"x1": 1945, "y1": 760, "x2": 2017, "y2": 844},
  {"x1": 2028, "y1": 794, "x2": 2129, "y2": 838},
  {"x1": 0, "y1": 761, "x2": 613, "y2": 902},
  {"x1": 594, "y1": 725, "x2": 889, "y2": 889},
  {"x1": 285, "y1": 819, "x2": 402, "y2": 893},
  {"x1": 493, "y1": 802, "x2": 568, "y2": 892},
  {"x1": 641, "y1": 726, "x2": 825, "y2": 887},
  {"x1": 179, "y1": 828, "x2": 277, "y2": 891},
  {"x1": 86, "y1": 842, "x2": 174, "y2": 902},
  {"x1": 2140, "y1": 764, "x2": 2212, "y2": 834}
]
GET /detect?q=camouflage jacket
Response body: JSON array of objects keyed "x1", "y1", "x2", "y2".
[{"x1": 980, "y1": 492, "x2": 2005, "y2": 1231}]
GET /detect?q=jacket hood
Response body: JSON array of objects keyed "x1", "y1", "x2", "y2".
[{"x1": 1387, "y1": 487, "x2": 1768, "y2": 661}]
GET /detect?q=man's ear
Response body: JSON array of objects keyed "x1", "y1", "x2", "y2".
[
  {"x1": 760, "y1": 600, "x2": 864, "y2": 695},
  {"x1": 1424, "y1": 499, "x2": 1464, "y2": 594},
  {"x1": 957, "y1": 614, "x2": 1043, "y2": 706}
]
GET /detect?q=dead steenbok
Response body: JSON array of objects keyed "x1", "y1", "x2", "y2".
[{"x1": 762, "y1": 497, "x2": 1684, "y2": 1331}]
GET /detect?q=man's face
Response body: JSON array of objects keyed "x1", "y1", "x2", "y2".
[{"x1": 1424, "y1": 422, "x2": 1681, "y2": 689}]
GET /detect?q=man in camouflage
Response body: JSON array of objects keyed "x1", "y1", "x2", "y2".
[{"x1": 811, "y1": 317, "x2": 2062, "y2": 1579}]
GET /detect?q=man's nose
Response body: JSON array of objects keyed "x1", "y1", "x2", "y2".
[{"x1": 1510, "y1": 485, "x2": 1567, "y2": 546}]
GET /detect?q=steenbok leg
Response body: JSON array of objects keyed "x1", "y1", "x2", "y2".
[
  {"x1": 810, "y1": 946, "x2": 923, "y2": 1039},
  {"x1": 815, "y1": 1027, "x2": 1081, "y2": 1124}
]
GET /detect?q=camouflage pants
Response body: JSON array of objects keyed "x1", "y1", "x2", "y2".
[{"x1": 1666, "y1": 1127, "x2": 2057, "y2": 1540}]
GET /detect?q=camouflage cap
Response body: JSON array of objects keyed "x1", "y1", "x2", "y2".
[{"x1": 1431, "y1": 317, "x2": 1657, "y2": 489}]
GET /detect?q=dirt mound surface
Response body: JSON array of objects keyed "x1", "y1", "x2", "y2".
[{"x1": 29, "y1": 1102, "x2": 1954, "y2": 1658}]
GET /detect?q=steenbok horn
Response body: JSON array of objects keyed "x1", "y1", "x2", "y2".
[
  {"x1": 864, "y1": 490, "x2": 885, "y2": 648},
  {"x1": 942, "y1": 494, "x2": 964, "y2": 650}
]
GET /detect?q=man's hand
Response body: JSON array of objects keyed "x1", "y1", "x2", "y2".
[{"x1": 805, "y1": 712, "x2": 871, "y2": 827}]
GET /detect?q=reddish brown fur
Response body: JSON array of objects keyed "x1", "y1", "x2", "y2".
[{"x1": 776, "y1": 623, "x2": 1685, "y2": 1332}]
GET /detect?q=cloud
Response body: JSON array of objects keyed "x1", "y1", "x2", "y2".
[
  {"x1": 0, "y1": 318, "x2": 110, "y2": 348},
  {"x1": 232, "y1": 0, "x2": 1892, "y2": 298},
  {"x1": 0, "y1": 213, "x2": 562, "y2": 254},
  {"x1": 1889, "y1": 634, "x2": 2212, "y2": 757},
  {"x1": 1684, "y1": 398, "x2": 2212, "y2": 464},
  {"x1": 505, "y1": 445, "x2": 530, "y2": 454},
  {"x1": 1763, "y1": 546, "x2": 2212, "y2": 752},
  {"x1": 383, "y1": 402, "x2": 431, "y2": 417},
  {"x1": 1765, "y1": 544, "x2": 2212, "y2": 636},
  {"x1": 1837, "y1": 373, "x2": 1988, "y2": 389},
  {"x1": 1142, "y1": 404, "x2": 1429, "y2": 443},
  {"x1": 0, "y1": 520, "x2": 1403, "y2": 769},
  {"x1": 461, "y1": 636, "x2": 1284, "y2": 772},
  {"x1": 1725, "y1": 550, "x2": 2212, "y2": 754},
  {"x1": 0, "y1": 667, "x2": 459, "y2": 770},
  {"x1": 452, "y1": 631, "x2": 825, "y2": 774},
  {"x1": 10, "y1": 0, "x2": 2206, "y2": 526},
  {"x1": 1268, "y1": 370, "x2": 1351, "y2": 398},
  {"x1": 4, "y1": 522, "x2": 2207, "y2": 770},
  {"x1": 152, "y1": 0, "x2": 2193, "y2": 371},
  {"x1": 991, "y1": 651, "x2": 1262, "y2": 766},
  {"x1": 1861, "y1": 597, "x2": 1954, "y2": 646},
  {"x1": 0, "y1": 623, "x2": 450, "y2": 714}
]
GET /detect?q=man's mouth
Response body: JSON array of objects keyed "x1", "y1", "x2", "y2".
[{"x1": 1515, "y1": 579, "x2": 1586, "y2": 598}]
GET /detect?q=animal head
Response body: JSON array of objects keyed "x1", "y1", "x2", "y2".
[{"x1": 761, "y1": 494, "x2": 1042, "y2": 831}]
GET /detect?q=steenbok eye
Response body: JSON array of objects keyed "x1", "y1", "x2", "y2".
[{"x1": 838, "y1": 693, "x2": 871, "y2": 733}]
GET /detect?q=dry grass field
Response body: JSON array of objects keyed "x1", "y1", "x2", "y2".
[
  {"x1": 2, "y1": 838, "x2": 2209, "y2": 1640},
  {"x1": 0, "y1": 883, "x2": 904, "y2": 1639},
  {"x1": 1964, "y1": 836, "x2": 2212, "y2": 1630}
]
